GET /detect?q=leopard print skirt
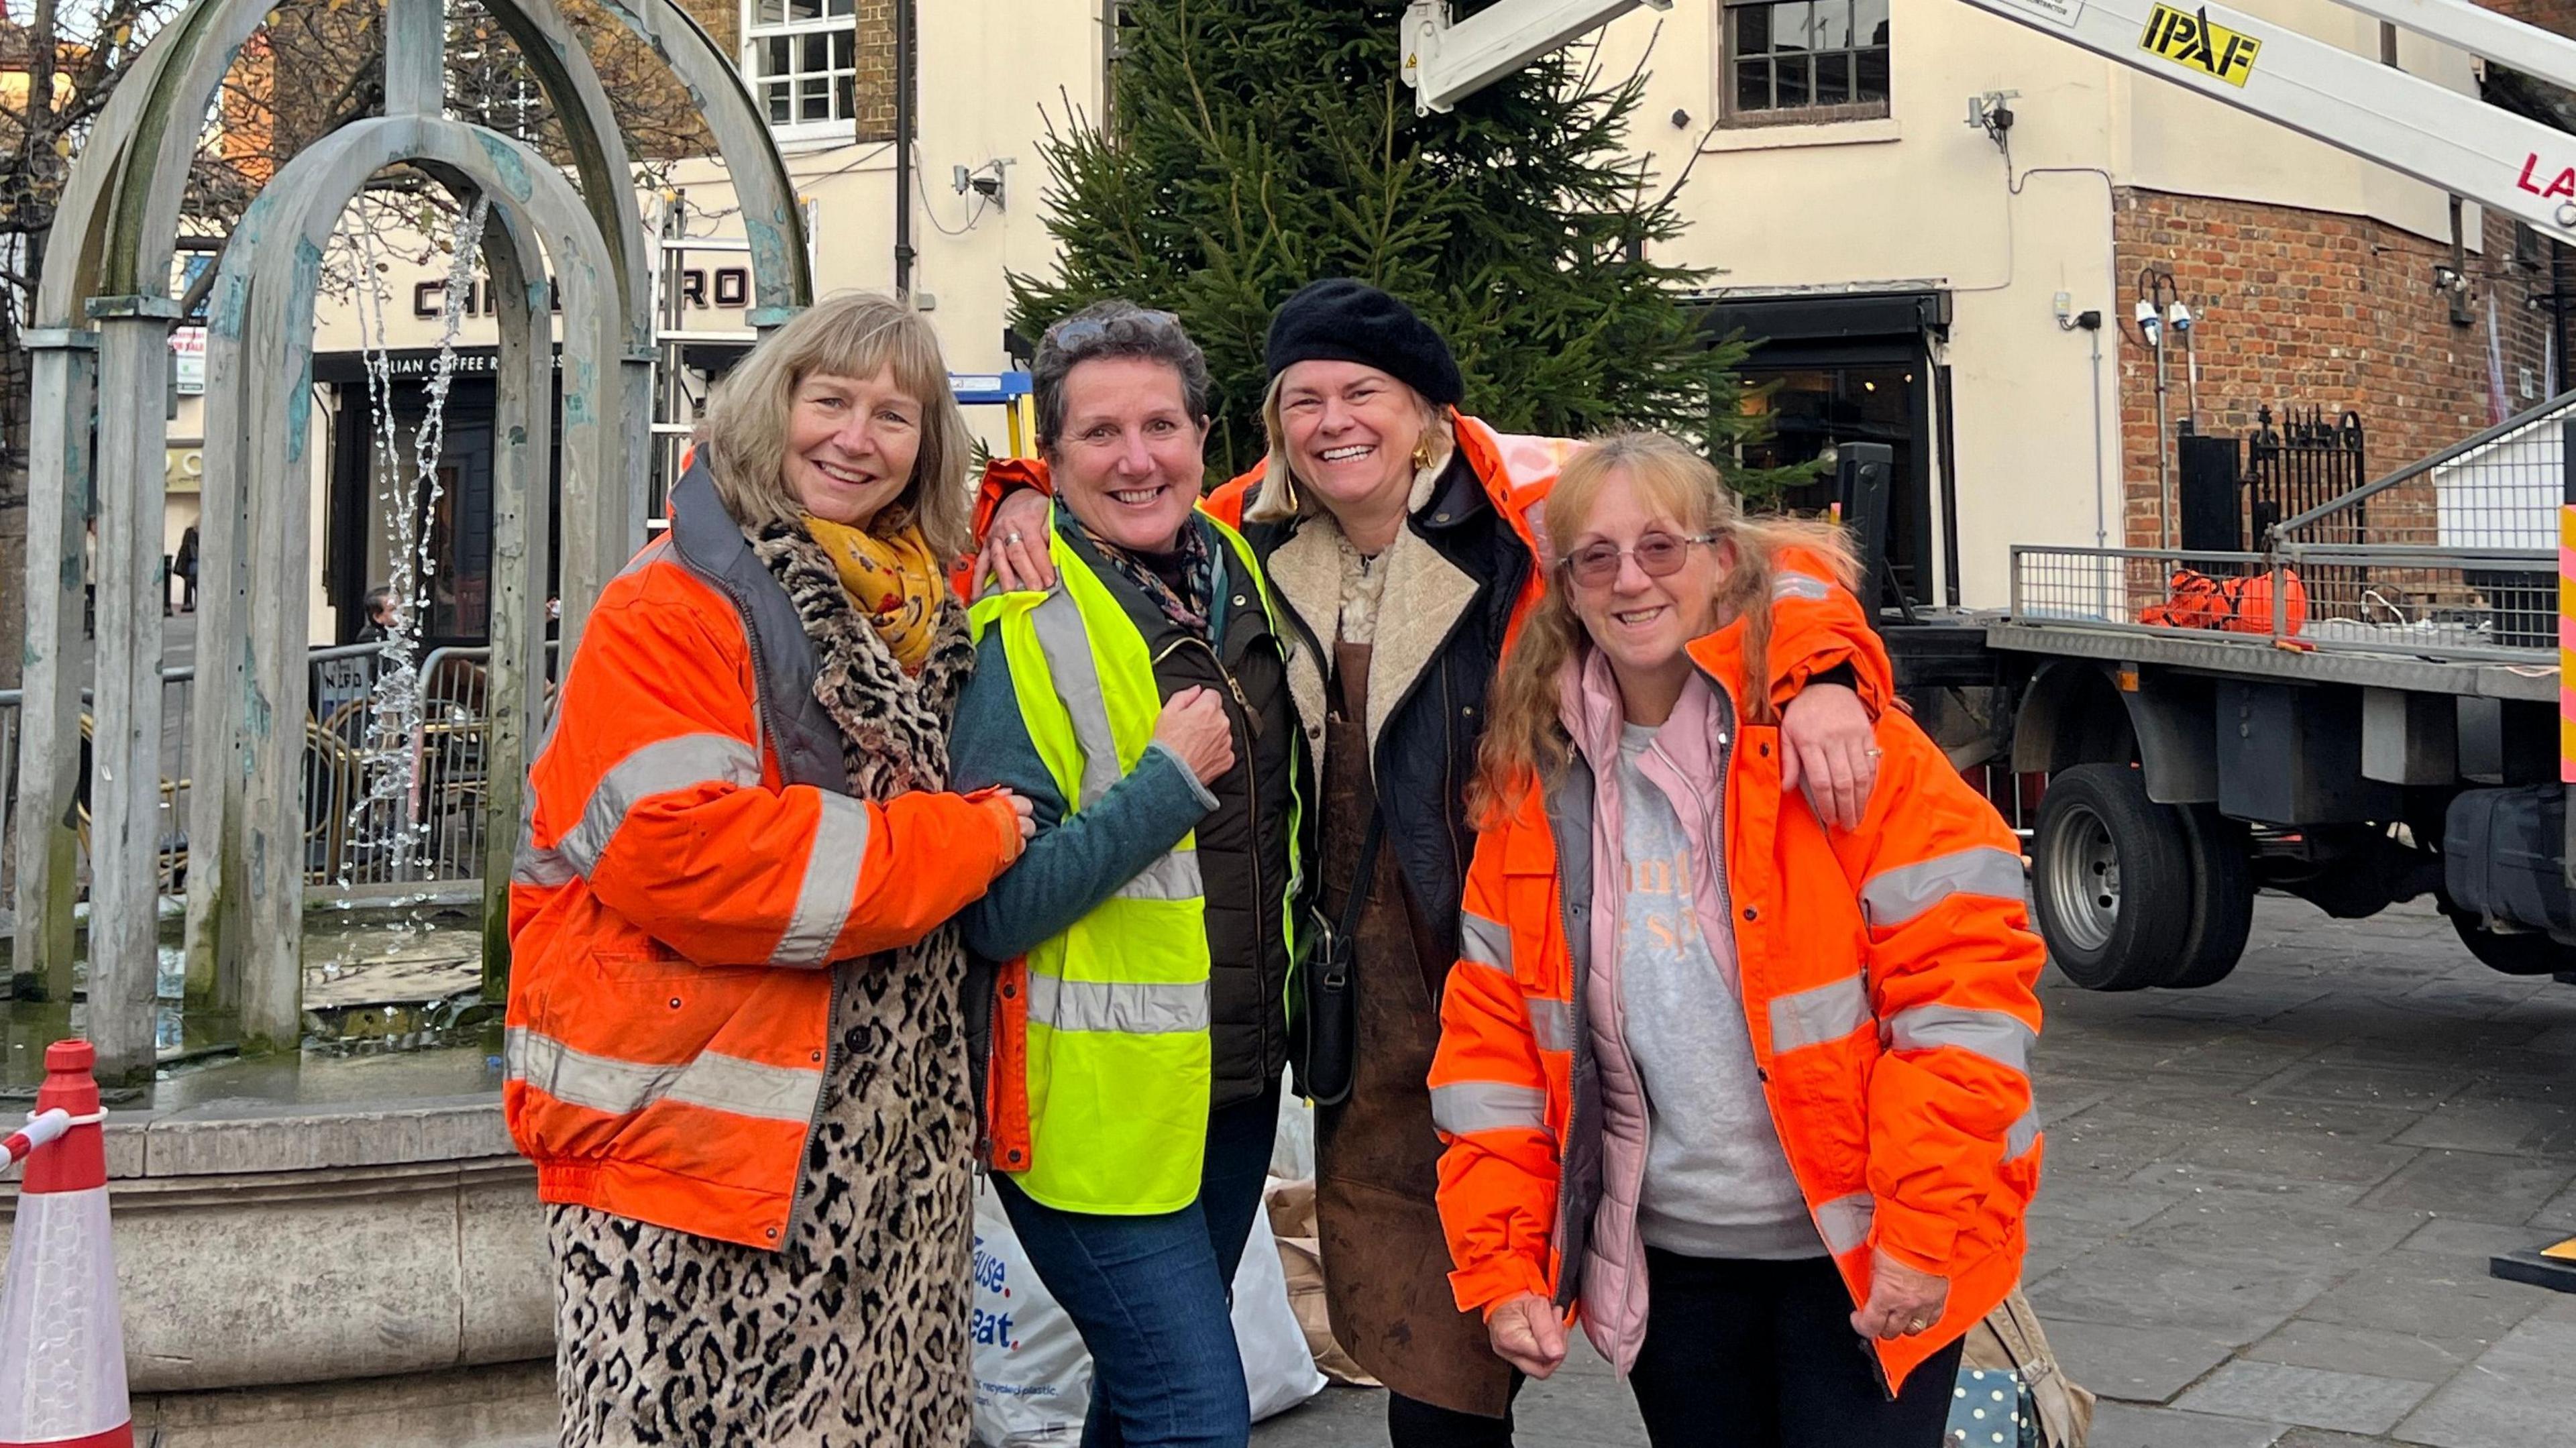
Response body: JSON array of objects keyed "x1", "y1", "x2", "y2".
[{"x1": 549, "y1": 939, "x2": 977, "y2": 1448}]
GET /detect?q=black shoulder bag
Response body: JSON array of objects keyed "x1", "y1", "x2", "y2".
[{"x1": 1292, "y1": 812, "x2": 1381, "y2": 1107}]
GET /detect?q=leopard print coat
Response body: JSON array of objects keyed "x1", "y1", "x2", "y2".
[{"x1": 549, "y1": 519, "x2": 980, "y2": 1448}]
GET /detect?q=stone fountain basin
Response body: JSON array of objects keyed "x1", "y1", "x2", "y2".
[{"x1": 0, "y1": 1046, "x2": 544, "y2": 1392}]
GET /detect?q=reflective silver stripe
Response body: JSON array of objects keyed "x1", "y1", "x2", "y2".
[
  {"x1": 1430, "y1": 1081, "x2": 1549, "y2": 1135},
  {"x1": 771, "y1": 793, "x2": 872, "y2": 967},
  {"x1": 559, "y1": 733, "x2": 763, "y2": 875},
  {"x1": 1030, "y1": 589, "x2": 1124, "y2": 809},
  {"x1": 1768, "y1": 974, "x2": 1872, "y2": 1054},
  {"x1": 1526, "y1": 997, "x2": 1574, "y2": 1054},
  {"x1": 2006, "y1": 1107, "x2": 2041, "y2": 1161},
  {"x1": 504, "y1": 1026, "x2": 819, "y2": 1124},
  {"x1": 1858, "y1": 848, "x2": 2027, "y2": 932},
  {"x1": 1025, "y1": 974, "x2": 1210, "y2": 1034},
  {"x1": 1460, "y1": 911, "x2": 1513, "y2": 974},
  {"x1": 511, "y1": 842, "x2": 576, "y2": 888},
  {"x1": 1114, "y1": 848, "x2": 1203, "y2": 902},
  {"x1": 616, "y1": 537, "x2": 669, "y2": 580},
  {"x1": 1882, "y1": 1004, "x2": 2034, "y2": 1075},
  {"x1": 1774, "y1": 571, "x2": 1831, "y2": 602},
  {"x1": 1814, "y1": 1191, "x2": 1875, "y2": 1255}
]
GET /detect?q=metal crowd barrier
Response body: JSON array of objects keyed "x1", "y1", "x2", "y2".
[
  {"x1": 0, "y1": 641, "x2": 553, "y2": 918},
  {"x1": 2010, "y1": 390, "x2": 2575, "y2": 665}
]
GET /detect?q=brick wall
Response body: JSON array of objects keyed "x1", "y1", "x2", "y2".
[
  {"x1": 676, "y1": 0, "x2": 738, "y2": 57},
  {"x1": 855, "y1": 0, "x2": 897, "y2": 143},
  {"x1": 2109, "y1": 188, "x2": 2562, "y2": 551},
  {"x1": 676, "y1": 0, "x2": 898, "y2": 144},
  {"x1": 2477, "y1": 0, "x2": 2576, "y2": 36}
]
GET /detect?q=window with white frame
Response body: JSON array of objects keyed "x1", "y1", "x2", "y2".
[
  {"x1": 745, "y1": 0, "x2": 857, "y2": 137},
  {"x1": 1723, "y1": 0, "x2": 1890, "y2": 125}
]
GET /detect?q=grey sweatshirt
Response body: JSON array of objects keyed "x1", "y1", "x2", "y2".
[{"x1": 1615, "y1": 720, "x2": 1823, "y2": 1260}]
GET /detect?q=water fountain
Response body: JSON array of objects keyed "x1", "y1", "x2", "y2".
[{"x1": 4, "y1": 0, "x2": 812, "y2": 1408}]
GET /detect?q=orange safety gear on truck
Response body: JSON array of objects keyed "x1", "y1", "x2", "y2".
[
  {"x1": 2138, "y1": 565, "x2": 2308, "y2": 635},
  {"x1": 506, "y1": 463, "x2": 1021, "y2": 1251},
  {"x1": 1428, "y1": 596, "x2": 2045, "y2": 1396}
]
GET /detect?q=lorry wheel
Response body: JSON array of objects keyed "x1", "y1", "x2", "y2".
[
  {"x1": 2032, "y1": 763, "x2": 2192, "y2": 991},
  {"x1": 2165, "y1": 806, "x2": 2255, "y2": 989},
  {"x1": 2444, "y1": 907, "x2": 2575, "y2": 977}
]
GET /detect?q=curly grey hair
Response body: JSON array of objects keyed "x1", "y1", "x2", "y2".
[{"x1": 1032, "y1": 300, "x2": 1213, "y2": 455}]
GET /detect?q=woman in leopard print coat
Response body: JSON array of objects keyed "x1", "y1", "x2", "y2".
[{"x1": 506, "y1": 292, "x2": 1032, "y2": 1447}]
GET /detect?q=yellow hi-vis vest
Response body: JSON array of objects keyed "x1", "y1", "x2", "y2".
[{"x1": 968, "y1": 509, "x2": 1299, "y2": 1214}]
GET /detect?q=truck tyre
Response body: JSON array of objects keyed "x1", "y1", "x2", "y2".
[
  {"x1": 2032, "y1": 763, "x2": 2192, "y2": 991},
  {"x1": 2165, "y1": 806, "x2": 2255, "y2": 989},
  {"x1": 2444, "y1": 907, "x2": 2575, "y2": 977}
]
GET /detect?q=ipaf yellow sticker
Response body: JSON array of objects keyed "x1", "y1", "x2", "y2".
[{"x1": 2139, "y1": 3, "x2": 2261, "y2": 87}]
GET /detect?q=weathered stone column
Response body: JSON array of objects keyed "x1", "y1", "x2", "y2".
[
  {"x1": 83, "y1": 295, "x2": 186, "y2": 1084},
  {"x1": 10, "y1": 328, "x2": 98, "y2": 1003}
]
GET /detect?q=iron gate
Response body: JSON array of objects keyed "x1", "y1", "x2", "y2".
[{"x1": 2244, "y1": 404, "x2": 2366, "y2": 545}]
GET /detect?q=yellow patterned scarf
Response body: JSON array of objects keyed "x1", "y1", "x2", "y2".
[{"x1": 804, "y1": 514, "x2": 942, "y2": 673}]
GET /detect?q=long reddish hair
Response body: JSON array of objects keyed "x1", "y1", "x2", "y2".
[{"x1": 1469, "y1": 432, "x2": 1856, "y2": 825}]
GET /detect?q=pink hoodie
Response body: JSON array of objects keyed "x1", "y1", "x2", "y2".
[{"x1": 1557, "y1": 646, "x2": 1766, "y2": 1370}]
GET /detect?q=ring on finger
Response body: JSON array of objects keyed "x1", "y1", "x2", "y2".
[
  {"x1": 1906, "y1": 1317, "x2": 1929, "y2": 1333},
  {"x1": 1004, "y1": 531, "x2": 1023, "y2": 546},
  {"x1": 1864, "y1": 745, "x2": 1883, "y2": 759}
]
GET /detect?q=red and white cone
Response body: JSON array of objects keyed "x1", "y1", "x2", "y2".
[{"x1": 0, "y1": 1040, "x2": 131, "y2": 1448}]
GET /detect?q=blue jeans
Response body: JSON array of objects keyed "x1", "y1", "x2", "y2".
[{"x1": 993, "y1": 1081, "x2": 1281, "y2": 1448}]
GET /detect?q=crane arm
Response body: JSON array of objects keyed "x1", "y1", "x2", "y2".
[
  {"x1": 1959, "y1": 0, "x2": 2576, "y2": 239},
  {"x1": 1403, "y1": 0, "x2": 1672, "y2": 114},
  {"x1": 1401, "y1": 0, "x2": 2576, "y2": 239}
]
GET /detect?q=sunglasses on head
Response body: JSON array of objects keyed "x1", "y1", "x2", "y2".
[
  {"x1": 1558, "y1": 531, "x2": 1720, "y2": 588},
  {"x1": 1049, "y1": 310, "x2": 1181, "y2": 349}
]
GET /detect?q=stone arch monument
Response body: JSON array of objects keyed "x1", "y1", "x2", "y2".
[{"x1": 11, "y1": 0, "x2": 814, "y2": 1081}]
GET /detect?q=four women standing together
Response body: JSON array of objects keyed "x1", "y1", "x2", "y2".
[{"x1": 507, "y1": 281, "x2": 2044, "y2": 1448}]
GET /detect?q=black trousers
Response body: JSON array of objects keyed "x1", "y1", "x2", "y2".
[
  {"x1": 1387, "y1": 1376, "x2": 1523, "y2": 1448},
  {"x1": 1627, "y1": 1249, "x2": 1964, "y2": 1448}
]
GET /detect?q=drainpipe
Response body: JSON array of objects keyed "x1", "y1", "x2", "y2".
[
  {"x1": 894, "y1": 0, "x2": 915, "y2": 298},
  {"x1": 2084, "y1": 311, "x2": 2107, "y2": 554}
]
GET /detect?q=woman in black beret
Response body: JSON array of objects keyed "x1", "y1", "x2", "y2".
[{"x1": 977, "y1": 280, "x2": 1886, "y2": 1446}]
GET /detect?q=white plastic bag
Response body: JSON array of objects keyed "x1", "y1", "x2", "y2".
[
  {"x1": 969, "y1": 1179, "x2": 1327, "y2": 1446},
  {"x1": 1236, "y1": 1189, "x2": 1330, "y2": 1421},
  {"x1": 1269, "y1": 1081, "x2": 1316, "y2": 1180},
  {"x1": 971, "y1": 1183, "x2": 1091, "y2": 1446}
]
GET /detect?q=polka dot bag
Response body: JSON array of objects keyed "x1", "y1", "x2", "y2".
[{"x1": 1947, "y1": 1367, "x2": 2036, "y2": 1448}]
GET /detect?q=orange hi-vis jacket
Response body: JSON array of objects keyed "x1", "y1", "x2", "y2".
[
  {"x1": 506, "y1": 463, "x2": 1021, "y2": 1250},
  {"x1": 1429, "y1": 592, "x2": 2045, "y2": 1395}
]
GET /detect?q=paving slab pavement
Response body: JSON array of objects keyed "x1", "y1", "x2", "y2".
[
  {"x1": 142, "y1": 895, "x2": 2575, "y2": 1445},
  {"x1": 1252, "y1": 896, "x2": 2576, "y2": 1446}
]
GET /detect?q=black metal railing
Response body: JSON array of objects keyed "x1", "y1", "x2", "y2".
[{"x1": 2245, "y1": 404, "x2": 2367, "y2": 546}]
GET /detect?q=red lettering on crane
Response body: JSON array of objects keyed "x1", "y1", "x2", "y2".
[{"x1": 2520, "y1": 152, "x2": 2576, "y2": 201}]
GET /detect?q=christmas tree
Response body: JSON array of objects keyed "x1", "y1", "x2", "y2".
[{"x1": 1010, "y1": 1, "x2": 1780, "y2": 490}]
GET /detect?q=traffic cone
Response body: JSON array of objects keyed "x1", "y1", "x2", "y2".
[{"x1": 0, "y1": 1040, "x2": 131, "y2": 1448}]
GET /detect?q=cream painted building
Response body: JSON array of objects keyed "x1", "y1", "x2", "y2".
[
  {"x1": 1588, "y1": 0, "x2": 2536, "y2": 610},
  {"x1": 266, "y1": 0, "x2": 2553, "y2": 641}
]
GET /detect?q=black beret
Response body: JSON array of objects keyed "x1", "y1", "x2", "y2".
[{"x1": 1264, "y1": 278, "x2": 1464, "y2": 408}]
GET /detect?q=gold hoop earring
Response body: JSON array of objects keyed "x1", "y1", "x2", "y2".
[{"x1": 1413, "y1": 437, "x2": 1436, "y2": 471}]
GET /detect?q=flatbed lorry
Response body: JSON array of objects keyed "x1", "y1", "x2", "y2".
[{"x1": 1878, "y1": 401, "x2": 2576, "y2": 989}]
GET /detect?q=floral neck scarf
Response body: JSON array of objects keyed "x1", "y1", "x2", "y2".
[
  {"x1": 1063, "y1": 510, "x2": 1215, "y2": 638},
  {"x1": 804, "y1": 514, "x2": 942, "y2": 673}
]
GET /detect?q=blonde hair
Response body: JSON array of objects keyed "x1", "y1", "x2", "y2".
[
  {"x1": 1468, "y1": 431, "x2": 1858, "y2": 825},
  {"x1": 700, "y1": 291, "x2": 974, "y2": 565},
  {"x1": 1242, "y1": 370, "x2": 1452, "y2": 525}
]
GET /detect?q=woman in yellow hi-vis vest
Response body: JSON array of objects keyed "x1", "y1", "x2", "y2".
[{"x1": 951, "y1": 301, "x2": 1303, "y2": 1448}]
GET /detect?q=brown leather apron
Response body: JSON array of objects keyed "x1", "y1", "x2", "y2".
[{"x1": 1313, "y1": 642, "x2": 1515, "y2": 1418}]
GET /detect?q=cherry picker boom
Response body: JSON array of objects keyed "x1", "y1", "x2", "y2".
[{"x1": 1401, "y1": 0, "x2": 2576, "y2": 241}]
